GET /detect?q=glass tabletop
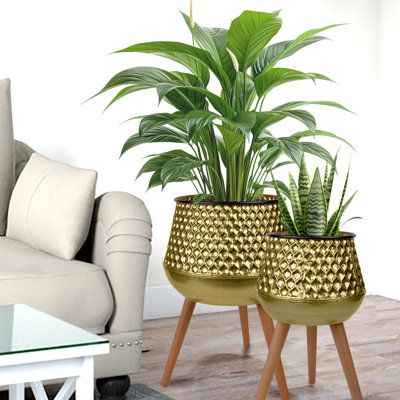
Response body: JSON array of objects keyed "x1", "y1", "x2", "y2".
[{"x1": 0, "y1": 304, "x2": 108, "y2": 356}]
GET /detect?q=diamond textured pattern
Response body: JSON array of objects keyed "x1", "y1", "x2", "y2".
[
  {"x1": 164, "y1": 196, "x2": 282, "y2": 278},
  {"x1": 258, "y1": 235, "x2": 366, "y2": 300}
]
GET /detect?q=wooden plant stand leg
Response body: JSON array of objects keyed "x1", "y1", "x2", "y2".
[
  {"x1": 256, "y1": 322, "x2": 291, "y2": 400},
  {"x1": 239, "y1": 306, "x2": 250, "y2": 350},
  {"x1": 330, "y1": 323, "x2": 363, "y2": 400},
  {"x1": 256, "y1": 305, "x2": 290, "y2": 400},
  {"x1": 307, "y1": 326, "x2": 317, "y2": 384},
  {"x1": 161, "y1": 299, "x2": 196, "y2": 387}
]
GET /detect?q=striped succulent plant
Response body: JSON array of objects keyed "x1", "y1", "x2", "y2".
[{"x1": 272, "y1": 156, "x2": 357, "y2": 236}]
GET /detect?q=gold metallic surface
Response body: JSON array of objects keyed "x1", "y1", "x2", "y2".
[
  {"x1": 257, "y1": 233, "x2": 366, "y2": 325},
  {"x1": 165, "y1": 268, "x2": 258, "y2": 306},
  {"x1": 163, "y1": 195, "x2": 282, "y2": 306}
]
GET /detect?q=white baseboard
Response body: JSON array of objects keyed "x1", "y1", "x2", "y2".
[{"x1": 144, "y1": 284, "x2": 254, "y2": 320}]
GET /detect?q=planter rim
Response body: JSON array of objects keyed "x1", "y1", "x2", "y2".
[
  {"x1": 174, "y1": 194, "x2": 278, "y2": 206},
  {"x1": 267, "y1": 231, "x2": 356, "y2": 240}
]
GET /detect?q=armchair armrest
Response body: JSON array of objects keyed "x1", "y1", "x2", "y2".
[{"x1": 83, "y1": 192, "x2": 152, "y2": 334}]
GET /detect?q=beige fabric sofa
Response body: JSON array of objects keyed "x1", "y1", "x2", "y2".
[
  {"x1": 7, "y1": 141, "x2": 152, "y2": 376},
  {"x1": 0, "y1": 80, "x2": 152, "y2": 394}
]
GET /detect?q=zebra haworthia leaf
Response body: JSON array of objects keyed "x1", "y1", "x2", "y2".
[
  {"x1": 323, "y1": 153, "x2": 338, "y2": 210},
  {"x1": 271, "y1": 173, "x2": 298, "y2": 235},
  {"x1": 288, "y1": 173, "x2": 304, "y2": 235},
  {"x1": 305, "y1": 168, "x2": 327, "y2": 236},
  {"x1": 298, "y1": 156, "x2": 310, "y2": 213}
]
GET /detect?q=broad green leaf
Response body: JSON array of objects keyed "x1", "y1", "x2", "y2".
[
  {"x1": 161, "y1": 157, "x2": 206, "y2": 188},
  {"x1": 273, "y1": 100, "x2": 352, "y2": 113},
  {"x1": 139, "y1": 112, "x2": 185, "y2": 136},
  {"x1": 94, "y1": 67, "x2": 205, "y2": 113},
  {"x1": 105, "y1": 84, "x2": 152, "y2": 110},
  {"x1": 93, "y1": 67, "x2": 175, "y2": 98},
  {"x1": 193, "y1": 194, "x2": 214, "y2": 204},
  {"x1": 276, "y1": 137, "x2": 304, "y2": 166},
  {"x1": 253, "y1": 112, "x2": 287, "y2": 137},
  {"x1": 231, "y1": 72, "x2": 257, "y2": 110},
  {"x1": 185, "y1": 110, "x2": 256, "y2": 138},
  {"x1": 255, "y1": 67, "x2": 332, "y2": 98},
  {"x1": 271, "y1": 161, "x2": 294, "y2": 171},
  {"x1": 121, "y1": 127, "x2": 188, "y2": 157},
  {"x1": 216, "y1": 126, "x2": 245, "y2": 156},
  {"x1": 116, "y1": 41, "x2": 231, "y2": 93},
  {"x1": 155, "y1": 82, "x2": 235, "y2": 118},
  {"x1": 232, "y1": 111, "x2": 257, "y2": 132},
  {"x1": 181, "y1": 11, "x2": 235, "y2": 83},
  {"x1": 181, "y1": 12, "x2": 221, "y2": 61},
  {"x1": 259, "y1": 146, "x2": 282, "y2": 168},
  {"x1": 251, "y1": 183, "x2": 265, "y2": 200},
  {"x1": 298, "y1": 156, "x2": 310, "y2": 213},
  {"x1": 205, "y1": 28, "x2": 237, "y2": 84},
  {"x1": 137, "y1": 149, "x2": 197, "y2": 178},
  {"x1": 301, "y1": 142, "x2": 334, "y2": 165},
  {"x1": 283, "y1": 110, "x2": 316, "y2": 133},
  {"x1": 253, "y1": 110, "x2": 316, "y2": 137},
  {"x1": 167, "y1": 53, "x2": 210, "y2": 86},
  {"x1": 291, "y1": 129, "x2": 355, "y2": 150},
  {"x1": 261, "y1": 180, "x2": 290, "y2": 198},
  {"x1": 305, "y1": 168, "x2": 327, "y2": 236},
  {"x1": 147, "y1": 170, "x2": 163, "y2": 190},
  {"x1": 266, "y1": 24, "x2": 344, "y2": 70},
  {"x1": 252, "y1": 36, "x2": 327, "y2": 76},
  {"x1": 185, "y1": 110, "x2": 218, "y2": 138},
  {"x1": 147, "y1": 169, "x2": 194, "y2": 190},
  {"x1": 216, "y1": 136, "x2": 228, "y2": 167},
  {"x1": 227, "y1": 11, "x2": 282, "y2": 71}
]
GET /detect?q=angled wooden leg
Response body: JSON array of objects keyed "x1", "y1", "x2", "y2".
[
  {"x1": 161, "y1": 299, "x2": 196, "y2": 387},
  {"x1": 330, "y1": 323, "x2": 363, "y2": 400},
  {"x1": 256, "y1": 322, "x2": 291, "y2": 400},
  {"x1": 239, "y1": 306, "x2": 250, "y2": 350},
  {"x1": 307, "y1": 326, "x2": 317, "y2": 384},
  {"x1": 257, "y1": 305, "x2": 290, "y2": 400}
]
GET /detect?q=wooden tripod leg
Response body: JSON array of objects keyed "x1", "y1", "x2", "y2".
[
  {"x1": 330, "y1": 323, "x2": 363, "y2": 400},
  {"x1": 257, "y1": 305, "x2": 290, "y2": 400},
  {"x1": 307, "y1": 326, "x2": 317, "y2": 384},
  {"x1": 256, "y1": 322, "x2": 291, "y2": 400},
  {"x1": 239, "y1": 306, "x2": 250, "y2": 350},
  {"x1": 161, "y1": 299, "x2": 196, "y2": 387}
]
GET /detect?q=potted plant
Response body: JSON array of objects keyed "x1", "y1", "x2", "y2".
[
  {"x1": 94, "y1": 5, "x2": 353, "y2": 389},
  {"x1": 256, "y1": 156, "x2": 365, "y2": 399},
  {"x1": 257, "y1": 156, "x2": 365, "y2": 324}
]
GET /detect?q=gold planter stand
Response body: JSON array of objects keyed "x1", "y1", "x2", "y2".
[
  {"x1": 256, "y1": 233, "x2": 366, "y2": 400},
  {"x1": 161, "y1": 196, "x2": 290, "y2": 398}
]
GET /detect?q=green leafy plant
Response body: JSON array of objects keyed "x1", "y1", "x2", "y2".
[
  {"x1": 272, "y1": 156, "x2": 357, "y2": 236},
  {"x1": 94, "y1": 7, "x2": 353, "y2": 202}
]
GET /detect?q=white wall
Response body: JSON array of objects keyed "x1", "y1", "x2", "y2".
[
  {"x1": 375, "y1": 0, "x2": 400, "y2": 300},
  {"x1": 1, "y1": 0, "x2": 390, "y2": 319}
]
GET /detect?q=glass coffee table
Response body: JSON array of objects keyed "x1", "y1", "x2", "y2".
[{"x1": 0, "y1": 304, "x2": 109, "y2": 399}]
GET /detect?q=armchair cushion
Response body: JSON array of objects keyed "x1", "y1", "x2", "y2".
[
  {"x1": 0, "y1": 79, "x2": 15, "y2": 235},
  {"x1": 7, "y1": 153, "x2": 97, "y2": 260},
  {"x1": 0, "y1": 237, "x2": 114, "y2": 333}
]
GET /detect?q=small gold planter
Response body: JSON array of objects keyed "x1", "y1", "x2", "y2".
[
  {"x1": 257, "y1": 232, "x2": 366, "y2": 325},
  {"x1": 163, "y1": 195, "x2": 282, "y2": 306}
]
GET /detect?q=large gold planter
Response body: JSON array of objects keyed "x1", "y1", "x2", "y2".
[
  {"x1": 163, "y1": 195, "x2": 282, "y2": 306},
  {"x1": 257, "y1": 232, "x2": 366, "y2": 325}
]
